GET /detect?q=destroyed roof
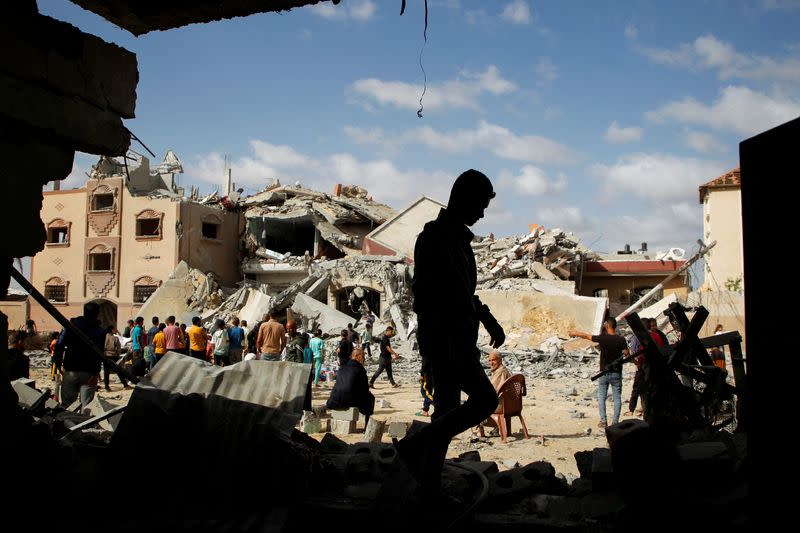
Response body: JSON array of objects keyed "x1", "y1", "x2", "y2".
[
  {"x1": 699, "y1": 167, "x2": 741, "y2": 203},
  {"x1": 69, "y1": 0, "x2": 332, "y2": 36},
  {"x1": 364, "y1": 196, "x2": 446, "y2": 259}
]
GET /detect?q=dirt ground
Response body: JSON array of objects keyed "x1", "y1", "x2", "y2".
[{"x1": 29, "y1": 362, "x2": 641, "y2": 477}]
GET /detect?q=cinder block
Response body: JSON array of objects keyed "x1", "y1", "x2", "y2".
[
  {"x1": 303, "y1": 416, "x2": 322, "y2": 434},
  {"x1": 331, "y1": 407, "x2": 359, "y2": 422},
  {"x1": 331, "y1": 419, "x2": 357, "y2": 435},
  {"x1": 387, "y1": 421, "x2": 409, "y2": 438}
]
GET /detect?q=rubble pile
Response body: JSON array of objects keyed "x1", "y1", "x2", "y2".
[{"x1": 473, "y1": 227, "x2": 598, "y2": 290}]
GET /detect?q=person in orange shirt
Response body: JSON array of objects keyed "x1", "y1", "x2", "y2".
[
  {"x1": 187, "y1": 316, "x2": 208, "y2": 361},
  {"x1": 153, "y1": 323, "x2": 168, "y2": 365}
]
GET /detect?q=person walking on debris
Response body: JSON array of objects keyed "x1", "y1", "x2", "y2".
[
  {"x1": 369, "y1": 325, "x2": 400, "y2": 388},
  {"x1": 310, "y1": 328, "x2": 326, "y2": 387},
  {"x1": 53, "y1": 302, "x2": 105, "y2": 410},
  {"x1": 256, "y1": 310, "x2": 285, "y2": 361},
  {"x1": 327, "y1": 347, "x2": 374, "y2": 424},
  {"x1": 103, "y1": 326, "x2": 128, "y2": 391},
  {"x1": 362, "y1": 322, "x2": 374, "y2": 359},
  {"x1": 569, "y1": 317, "x2": 629, "y2": 428},
  {"x1": 395, "y1": 169, "x2": 505, "y2": 500},
  {"x1": 336, "y1": 328, "x2": 354, "y2": 366}
]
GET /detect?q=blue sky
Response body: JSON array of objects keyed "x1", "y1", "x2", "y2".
[{"x1": 40, "y1": 0, "x2": 800, "y2": 276}]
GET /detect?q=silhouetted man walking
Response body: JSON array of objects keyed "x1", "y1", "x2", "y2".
[{"x1": 396, "y1": 169, "x2": 505, "y2": 499}]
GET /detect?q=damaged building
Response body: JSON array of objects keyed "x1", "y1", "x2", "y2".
[{"x1": 28, "y1": 151, "x2": 242, "y2": 331}]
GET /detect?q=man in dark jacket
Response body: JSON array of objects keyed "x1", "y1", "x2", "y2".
[
  {"x1": 327, "y1": 348, "x2": 374, "y2": 424},
  {"x1": 396, "y1": 169, "x2": 505, "y2": 498},
  {"x1": 53, "y1": 302, "x2": 105, "y2": 410}
]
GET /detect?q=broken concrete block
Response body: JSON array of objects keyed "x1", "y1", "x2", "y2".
[
  {"x1": 311, "y1": 405, "x2": 327, "y2": 418},
  {"x1": 387, "y1": 421, "x2": 409, "y2": 438},
  {"x1": 531, "y1": 261, "x2": 558, "y2": 281},
  {"x1": 12, "y1": 381, "x2": 59, "y2": 410},
  {"x1": 487, "y1": 461, "x2": 565, "y2": 499},
  {"x1": 379, "y1": 399, "x2": 391, "y2": 408},
  {"x1": 331, "y1": 419, "x2": 357, "y2": 435},
  {"x1": 291, "y1": 293, "x2": 352, "y2": 336},
  {"x1": 364, "y1": 417, "x2": 385, "y2": 443},
  {"x1": 502, "y1": 459, "x2": 521, "y2": 470},
  {"x1": 591, "y1": 448, "x2": 615, "y2": 491},
  {"x1": 458, "y1": 450, "x2": 481, "y2": 462},
  {"x1": 302, "y1": 415, "x2": 322, "y2": 434},
  {"x1": 574, "y1": 450, "x2": 593, "y2": 479},
  {"x1": 331, "y1": 407, "x2": 360, "y2": 422}
]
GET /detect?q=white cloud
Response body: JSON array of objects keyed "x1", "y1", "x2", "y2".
[
  {"x1": 592, "y1": 153, "x2": 727, "y2": 202},
  {"x1": 646, "y1": 85, "x2": 800, "y2": 135},
  {"x1": 683, "y1": 130, "x2": 726, "y2": 154},
  {"x1": 309, "y1": 0, "x2": 376, "y2": 21},
  {"x1": 611, "y1": 202, "x2": 702, "y2": 253},
  {"x1": 185, "y1": 140, "x2": 453, "y2": 208},
  {"x1": 535, "y1": 58, "x2": 558, "y2": 83},
  {"x1": 501, "y1": 0, "x2": 533, "y2": 25},
  {"x1": 501, "y1": 166, "x2": 567, "y2": 196},
  {"x1": 349, "y1": 65, "x2": 516, "y2": 112},
  {"x1": 638, "y1": 34, "x2": 800, "y2": 84},
  {"x1": 604, "y1": 121, "x2": 643, "y2": 144},
  {"x1": 536, "y1": 206, "x2": 589, "y2": 232},
  {"x1": 345, "y1": 120, "x2": 577, "y2": 165}
]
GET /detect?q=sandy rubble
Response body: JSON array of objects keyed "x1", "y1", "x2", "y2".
[{"x1": 29, "y1": 354, "x2": 642, "y2": 478}]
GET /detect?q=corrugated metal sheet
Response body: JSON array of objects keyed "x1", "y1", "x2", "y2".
[{"x1": 132, "y1": 353, "x2": 308, "y2": 434}]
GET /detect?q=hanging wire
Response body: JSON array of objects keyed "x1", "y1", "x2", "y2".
[{"x1": 417, "y1": 0, "x2": 429, "y2": 118}]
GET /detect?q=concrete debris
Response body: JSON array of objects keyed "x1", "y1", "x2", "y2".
[
  {"x1": 291, "y1": 293, "x2": 353, "y2": 337},
  {"x1": 473, "y1": 228, "x2": 598, "y2": 290}
]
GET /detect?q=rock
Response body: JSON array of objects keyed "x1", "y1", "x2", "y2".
[
  {"x1": 387, "y1": 421, "x2": 409, "y2": 438},
  {"x1": 379, "y1": 399, "x2": 391, "y2": 409},
  {"x1": 364, "y1": 417, "x2": 385, "y2": 443}
]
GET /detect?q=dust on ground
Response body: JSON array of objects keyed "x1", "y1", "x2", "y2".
[{"x1": 30, "y1": 360, "x2": 641, "y2": 477}]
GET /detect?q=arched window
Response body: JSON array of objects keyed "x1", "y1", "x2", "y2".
[
  {"x1": 135, "y1": 209, "x2": 164, "y2": 239},
  {"x1": 44, "y1": 277, "x2": 68, "y2": 303},
  {"x1": 133, "y1": 275, "x2": 161, "y2": 304},
  {"x1": 90, "y1": 184, "x2": 116, "y2": 212},
  {"x1": 88, "y1": 244, "x2": 113, "y2": 272},
  {"x1": 46, "y1": 218, "x2": 71, "y2": 246}
]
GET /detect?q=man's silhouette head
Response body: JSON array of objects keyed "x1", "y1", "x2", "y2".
[{"x1": 448, "y1": 169, "x2": 495, "y2": 226}]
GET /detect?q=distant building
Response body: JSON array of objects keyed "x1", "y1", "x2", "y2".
[
  {"x1": 29, "y1": 152, "x2": 242, "y2": 331},
  {"x1": 699, "y1": 167, "x2": 743, "y2": 292},
  {"x1": 578, "y1": 243, "x2": 689, "y2": 315}
]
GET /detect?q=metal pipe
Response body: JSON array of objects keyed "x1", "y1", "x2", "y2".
[{"x1": 616, "y1": 240, "x2": 716, "y2": 322}]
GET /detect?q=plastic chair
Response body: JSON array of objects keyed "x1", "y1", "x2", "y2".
[{"x1": 478, "y1": 373, "x2": 530, "y2": 443}]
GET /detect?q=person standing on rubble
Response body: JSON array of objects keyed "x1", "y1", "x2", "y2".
[
  {"x1": 256, "y1": 310, "x2": 285, "y2": 361},
  {"x1": 211, "y1": 318, "x2": 230, "y2": 366},
  {"x1": 310, "y1": 328, "x2": 325, "y2": 387},
  {"x1": 569, "y1": 317, "x2": 629, "y2": 428},
  {"x1": 285, "y1": 319, "x2": 312, "y2": 410},
  {"x1": 130, "y1": 316, "x2": 147, "y2": 376},
  {"x1": 228, "y1": 317, "x2": 245, "y2": 364},
  {"x1": 395, "y1": 169, "x2": 505, "y2": 500},
  {"x1": 336, "y1": 328, "x2": 354, "y2": 366}
]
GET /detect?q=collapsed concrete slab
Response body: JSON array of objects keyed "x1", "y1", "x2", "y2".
[
  {"x1": 638, "y1": 293, "x2": 679, "y2": 319},
  {"x1": 137, "y1": 261, "x2": 198, "y2": 325},
  {"x1": 238, "y1": 288, "x2": 273, "y2": 328},
  {"x1": 291, "y1": 293, "x2": 353, "y2": 336}
]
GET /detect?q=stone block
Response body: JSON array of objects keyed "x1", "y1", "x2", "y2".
[
  {"x1": 364, "y1": 417, "x2": 385, "y2": 443},
  {"x1": 331, "y1": 419, "x2": 357, "y2": 435},
  {"x1": 387, "y1": 421, "x2": 409, "y2": 438},
  {"x1": 302, "y1": 416, "x2": 322, "y2": 434},
  {"x1": 331, "y1": 407, "x2": 359, "y2": 422},
  {"x1": 487, "y1": 461, "x2": 565, "y2": 500},
  {"x1": 591, "y1": 448, "x2": 615, "y2": 491}
]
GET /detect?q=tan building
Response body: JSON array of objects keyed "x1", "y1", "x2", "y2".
[
  {"x1": 29, "y1": 153, "x2": 242, "y2": 331},
  {"x1": 579, "y1": 246, "x2": 689, "y2": 316},
  {"x1": 699, "y1": 168, "x2": 743, "y2": 292}
]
